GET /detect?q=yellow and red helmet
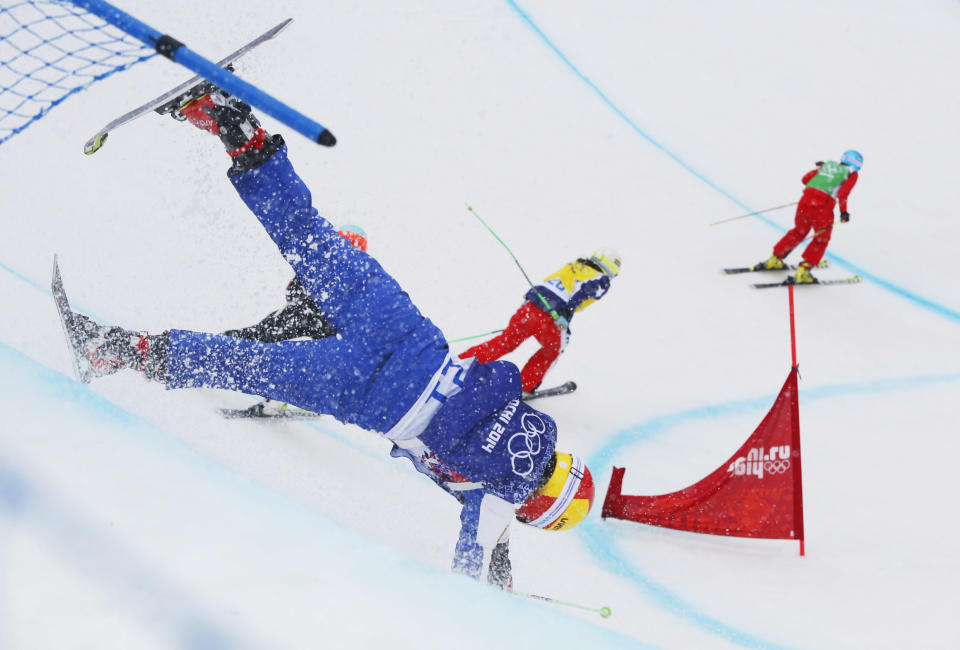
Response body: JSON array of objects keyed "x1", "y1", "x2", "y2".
[{"x1": 516, "y1": 452, "x2": 594, "y2": 531}]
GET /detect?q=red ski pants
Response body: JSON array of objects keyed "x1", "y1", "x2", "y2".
[
  {"x1": 459, "y1": 302, "x2": 568, "y2": 393},
  {"x1": 773, "y1": 195, "x2": 835, "y2": 266}
]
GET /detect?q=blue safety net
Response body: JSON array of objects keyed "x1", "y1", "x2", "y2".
[{"x1": 0, "y1": 0, "x2": 154, "y2": 146}]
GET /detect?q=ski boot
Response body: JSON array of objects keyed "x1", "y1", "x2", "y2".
[
  {"x1": 157, "y1": 68, "x2": 282, "y2": 175},
  {"x1": 754, "y1": 254, "x2": 786, "y2": 271},
  {"x1": 153, "y1": 64, "x2": 234, "y2": 118},
  {"x1": 790, "y1": 261, "x2": 818, "y2": 284},
  {"x1": 66, "y1": 311, "x2": 167, "y2": 382}
]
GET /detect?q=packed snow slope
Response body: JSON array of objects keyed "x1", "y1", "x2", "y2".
[{"x1": 2, "y1": 1, "x2": 959, "y2": 648}]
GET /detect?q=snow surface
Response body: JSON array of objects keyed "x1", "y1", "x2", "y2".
[{"x1": 2, "y1": 1, "x2": 959, "y2": 648}]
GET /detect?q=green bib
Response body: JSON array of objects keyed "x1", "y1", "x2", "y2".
[{"x1": 805, "y1": 161, "x2": 850, "y2": 195}]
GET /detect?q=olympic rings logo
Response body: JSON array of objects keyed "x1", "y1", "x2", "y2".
[
  {"x1": 507, "y1": 413, "x2": 546, "y2": 477},
  {"x1": 763, "y1": 459, "x2": 791, "y2": 474}
]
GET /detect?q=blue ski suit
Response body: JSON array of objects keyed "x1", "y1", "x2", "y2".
[{"x1": 163, "y1": 146, "x2": 557, "y2": 580}]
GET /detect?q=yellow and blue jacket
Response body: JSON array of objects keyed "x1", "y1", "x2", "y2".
[{"x1": 524, "y1": 259, "x2": 611, "y2": 322}]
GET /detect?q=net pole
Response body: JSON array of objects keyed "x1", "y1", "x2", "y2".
[{"x1": 65, "y1": 0, "x2": 335, "y2": 146}]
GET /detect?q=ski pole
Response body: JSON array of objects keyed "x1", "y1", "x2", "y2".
[
  {"x1": 798, "y1": 221, "x2": 837, "y2": 245},
  {"x1": 710, "y1": 202, "x2": 798, "y2": 226},
  {"x1": 512, "y1": 590, "x2": 612, "y2": 618},
  {"x1": 466, "y1": 205, "x2": 541, "y2": 289},
  {"x1": 465, "y1": 205, "x2": 567, "y2": 328},
  {"x1": 447, "y1": 329, "x2": 504, "y2": 344}
]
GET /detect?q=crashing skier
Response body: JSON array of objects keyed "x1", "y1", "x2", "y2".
[{"x1": 54, "y1": 84, "x2": 595, "y2": 588}]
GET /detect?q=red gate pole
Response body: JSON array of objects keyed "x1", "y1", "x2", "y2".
[
  {"x1": 788, "y1": 284, "x2": 798, "y2": 369},
  {"x1": 788, "y1": 285, "x2": 805, "y2": 556}
]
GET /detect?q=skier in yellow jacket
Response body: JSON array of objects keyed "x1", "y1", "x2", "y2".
[{"x1": 460, "y1": 249, "x2": 621, "y2": 393}]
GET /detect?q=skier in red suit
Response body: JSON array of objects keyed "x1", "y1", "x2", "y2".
[
  {"x1": 459, "y1": 249, "x2": 621, "y2": 393},
  {"x1": 759, "y1": 150, "x2": 862, "y2": 283}
]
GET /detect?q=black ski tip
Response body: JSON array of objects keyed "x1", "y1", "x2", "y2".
[
  {"x1": 317, "y1": 129, "x2": 336, "y2": 147},
  {"x1": 52, "y1": 253, "x2": 62, "y2": 288}
]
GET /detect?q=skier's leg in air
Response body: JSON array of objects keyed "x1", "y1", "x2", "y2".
[
  {"x1": 69, "y1": 86, "x2": 450, "y2": 433},
  {"x1": 519, "y1": 316, "x2": 568, "y2": 393}
]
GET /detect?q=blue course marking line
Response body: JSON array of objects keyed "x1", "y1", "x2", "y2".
[
  {"x1": 590, "y1": 370, "x2": 960, "y2": 471},
  {"x1": 818, "y1": 251, "x2": 960, "y2": 323},
  {"x1": 504, "y1": 0, "x2": 960, "y2": 325},
  {"x1": 504, "y1": 0, "x2": 748, "y2": 212},
  {"x1": 579, "y1": 521, "x2": 799, "y2": 650},
  {"x1": 583, "y1": 370, "x2": 960, "y2": 649},
  {"x1": 0, "y1": 260, "x2": 47, "y2": 294}
]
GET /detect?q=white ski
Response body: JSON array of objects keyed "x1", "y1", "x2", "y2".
[
  {"x1": 83, "y1": 18, "x2": 293, "y2": 155},
  {"x1": 522, "y1": 381, "x2": 577, "y2": 401},
  {"x1": 51, "y1": 255, "x2": 93, "y2": 384}
]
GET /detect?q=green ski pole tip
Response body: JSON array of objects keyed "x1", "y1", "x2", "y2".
[
  {"x1": 600, "y1": 607, "x2": 612, "y2": 618},
  {"x1": 84, "y1": 132, "x2": 108, "y2": 155}
]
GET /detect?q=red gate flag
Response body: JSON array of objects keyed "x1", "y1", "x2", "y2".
[{"x1": 602, "y1": 368, "x2": 804, "y2": 545}]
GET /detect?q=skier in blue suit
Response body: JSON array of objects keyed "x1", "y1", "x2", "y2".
[{"x1": 61, "y1": 85, "x2": 596, "y2": 588}]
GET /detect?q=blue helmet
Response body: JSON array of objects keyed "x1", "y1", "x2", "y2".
[{"x1": 841, "y1": 150, "x2": 863, "y2": 171}]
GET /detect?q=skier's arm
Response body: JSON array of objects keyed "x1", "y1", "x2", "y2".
[
  {"x1": 801, "y1": 169, "x2": 819, "y2": 184},
  {"x1": 451, "y1": 490, "x2": 515, "y2": 584},
  {"x1": 487, "y1": 536, "x2": 513, "y2": 590},
  {"x1": 568, "y1": 274, "x2": 611, "y2": 313},
  {"x1": 836, "y1": 171, "x2": 858, "y2": 214}
]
